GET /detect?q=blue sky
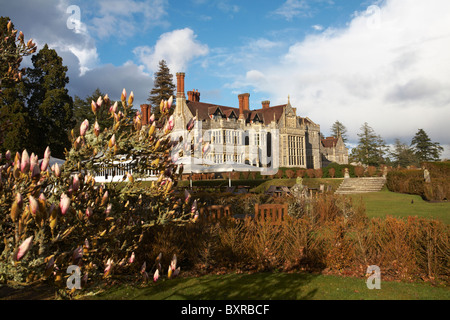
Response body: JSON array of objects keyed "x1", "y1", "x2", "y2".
[{"x1": 3, "y1": 0, "x2": 450, "y2": 158}]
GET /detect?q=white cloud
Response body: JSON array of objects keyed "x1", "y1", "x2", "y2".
[
  {"x1": 239, "y1": 0, "x2": 450, "y2": 157},
  {"x1": 273, "y1": 0, "x2": 310, "y2": 21},
  {"x1": 133, "y1": 28, "x2": 209, "y2": 74},
  {"x1": 312, "y1": 24, "x2": 324, "y2": 31}
]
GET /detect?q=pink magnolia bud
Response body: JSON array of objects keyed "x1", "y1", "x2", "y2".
[
  {"x1": 21, "y1": 150, "x2": 30, "y2": 173},
  {"x1": 167, "y1": 115, "x2": 174, "y2": 131},
  {"x1": 40, "y1": 157, "x2": 49, "y2": 172},
  {"x1": 80, "y1": 119, "x2": 89, "y2": 137},
  {"x1": 52, "y1": 163, "x2": 61, "y2": 177},
  {"x1": 29, "y1": 195, "x2": 38, "y2": 215},
  {"x1": 60, "y1": 193, "x2": 71, "y2": 215},
  {"x1": 94, "y1": 121, "x2": 100, "y2": 137},
  {"x1": 85, "y1": 206, "x2": 93, "y2": 218},
  {"x1": 104, "y1": 258, "x2": 113, "y2": 276},
  {"x1": 121, "y1": 88, "x2": 127, "y2": 102},
  {"x1": 5, "y1": 150, "x2": 11, "y2": 161},
  {"x1": 105, "y1": 203, "x2": 112, "y2": 216},
  {"x1": 167, "y1": 96, "x2": 173, "y2": 109},
  {"x1": 91, "y1": 100, "x2": 98, "y2": 115},
  {"x1": 109, "y1": 101, "x2": 118, "y2": 114},
  {"x1": 128, "y1": 91, "x2": 134, "y2": 105},
  {"x1": 108, "y1": 134, "x2": 116, "y2": 148},
  {"x1": 128, "y1": 252, "x2": 135, "y2": 264},
  {"x1": 96, "y1": 96, "x2": 103, "y2": 108},
  {"x1": 30, "y1": 153, "x2": 38, "y2": 173},
  {"x1": 149, "y1": 113, "x2": 155, "y2": 124},
  {"x1": 44, "y1": 146, "x2": 51, "y2": 159},
  {"x1": 72, "y1": 174, "x2": 80, "y2": 192},
  {"x1": 14, "y1": 236, "x2": 33, "y2": 261},
  {"x1": 153, "y1": 269, "x2": 159, "y2": 282}
]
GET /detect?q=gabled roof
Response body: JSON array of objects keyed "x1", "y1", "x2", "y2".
[
  {"x1": 321, "y1": 136, "x2": 338, "y2": 148},
  {"x1": 186, "y1": 100, "x2": 287, "y2": 125}
]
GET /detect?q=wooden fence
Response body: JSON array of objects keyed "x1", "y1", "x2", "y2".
[
  {"x1": 199, "y1": 205, "x2": 233, "y2": 222},
  {"x1": 254, "y1": 203, "x2": 288, "y2": 225}
]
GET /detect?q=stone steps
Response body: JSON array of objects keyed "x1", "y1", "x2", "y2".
[{"x1": 335, "y1": 177, "x2": 386, "y2": 194}]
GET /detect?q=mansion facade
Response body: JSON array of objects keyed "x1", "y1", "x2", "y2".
[{"x1": 140, "y1": 72, "x2": 348, "y2": 172}]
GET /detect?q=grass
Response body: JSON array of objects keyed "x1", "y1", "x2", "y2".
[
  {"x1": 350, "y1": 188, "x2": 450, "y2": 224},
  {"x1": 250, "y1": 178, "x2": 344, "y2": 193},
  {"x1": 86, "y1": 272, "x2": 449, "y2": 300}
]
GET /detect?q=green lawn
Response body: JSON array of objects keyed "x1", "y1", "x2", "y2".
[
  {"x1": 350, "y1": 189, "x2": 450, "y2": 224},
  {"x1": 86, "y1": 272, "x2": 449, "y2": 300}
]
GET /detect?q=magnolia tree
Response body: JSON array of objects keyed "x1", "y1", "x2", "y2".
[{"x1": 0, "y1": 89, "x2": 197, "y2": 289}]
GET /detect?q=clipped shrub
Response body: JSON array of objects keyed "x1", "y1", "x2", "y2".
[
  {"x1": 367, "y1": 166, "x2": 377, "y2": 177},
  {"x1": 306, "y1": 169, "x2": 315, "y2": 178},
  {"x1": 314, "y1": 168, "x2": 323, "y2": 178},
  {"x1": 328, "y1": 167, "x2": 336, "y2": 178},
  {"x1": 285, "y1": 169, "x2": 295, "y2": 179},
  {"x1": 354, "y1": 166, "x2": 364, "y2": 177}
]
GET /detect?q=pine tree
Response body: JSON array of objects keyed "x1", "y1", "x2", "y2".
[
  {"x1": 389, "y1": 138, "x2": 418, "y2": 168},
  {"x1": 0, "y1": 17, "x2": 35, "y2": 152},
  {"x1": 330, "y1": 120, "x2": 348, "y2": 142},
  {"x1": 350, "y1": 122, "x2": 387, "y2": 166},
  {"x1": 148, "y1": 60, "x2": 175, "y2": 120},
  {"x1": 26, "y1": 44, "x2": 74, "y2": 158},
  {"x1": 411, "y1": 129, "x2": 443, "y2": 162}
]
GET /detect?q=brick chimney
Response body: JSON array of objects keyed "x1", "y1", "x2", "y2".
[
  {"x1": 140, "y1": 104, "x2": 149, "y2": 125},
  {"x1": 262, "y1": 100, "x2": 270, "y2": 109},
  {"x1": 176, "y1": 72, "x2": 185, "y2": 98},
  {"x1": 243, "y1": 93, "x2": 250, "y2": 111},
  {"x1": 238, "y1": 94, "x2": 245, "y2": 119},
  {"x1": 187, "y1": 89, "x2": 200, "y2": 102}
]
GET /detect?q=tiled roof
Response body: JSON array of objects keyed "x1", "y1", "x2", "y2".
[
  {"x1": 186, "y1": 100, "x2": 287, "y2": 125},
  {"x1": 321, "y1": 137, "x2": 338, "y2": 148}
]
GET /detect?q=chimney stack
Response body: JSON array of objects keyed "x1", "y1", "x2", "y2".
[
  {"x1": 262, "y1": 100, "x2": 270, "y2": 109},
  {"x1": 187, "y1": 89, "x2": 200, "y2": 102},
  {"x1": 242, "y1": 93, "x2": 250, "y2": 111},
  {"x1": 140, "y1": 104, "x2": 149, "y2": 125},
  {"x1": 238, "y1": 94, "x2": 245, "y2": 119},
  {"x1": 176, "y1": 72, "x2": 185, "y2": 98}
]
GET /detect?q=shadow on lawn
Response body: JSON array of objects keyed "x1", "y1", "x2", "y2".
[{"x1": 115, "y1": 272, "x2": 321, "y2": 300}]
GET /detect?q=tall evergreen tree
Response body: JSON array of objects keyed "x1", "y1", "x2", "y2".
[
  {"x1": 350, "y1": 122, "x2": 387, "y2": 166},
  {"x1": 0, "y1": 17, "x2": 35, "y2": 152},
  {"x1": 390, "y1": 138, "x2": 419, "y2": 168},
  {"x1": 330, "y1": 120, "x2": 348, "y2": 142},
  {"x1": 148, "y1": 60, "x2": 175, "y2": 120},
  {"x1": 26, "y1": 44, "x2": 74, "y2": 158},
  {"x1": 411, "y1": 129, "x2": 443, "y2": 162}
]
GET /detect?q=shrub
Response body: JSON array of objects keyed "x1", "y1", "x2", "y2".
[
  {"x1": 367, "y1": 166, "x2": 377, "y2": 177},
  {"x1": 306, "y1": 169, "x2": 315, "y2": 178},
  {"x1": 285, "y1": 169, "x2": 295, "y2": 179},
  {"x1": 328, "y1": 167, "x2": 336, "y2": 178},
  {"x1": 0, "y1": 91, "x2": 196, "y2": 288},
  {"x1": 314, "y1": 168, "x2": 323, "y2": 178},
  {"x1": 354, "y1": 166, "x2": 364, "y2": 177}
]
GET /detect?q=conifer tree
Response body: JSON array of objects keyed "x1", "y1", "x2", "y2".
[
  {"x1": 411, "y1": 129, "x2": 443, "y2": 162},
  {"x1": 330, "y1": 120, "x2": 348, "y2": 143},
  {"x1": 26, "y1": 44, "x2": 74, "y2": 158},
  {"x1": 148, "y1": 60, "x2": 175, "y2": 120},
  {"x1": 350, "y1": 122, "x2": 387, "y2": 166}
]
